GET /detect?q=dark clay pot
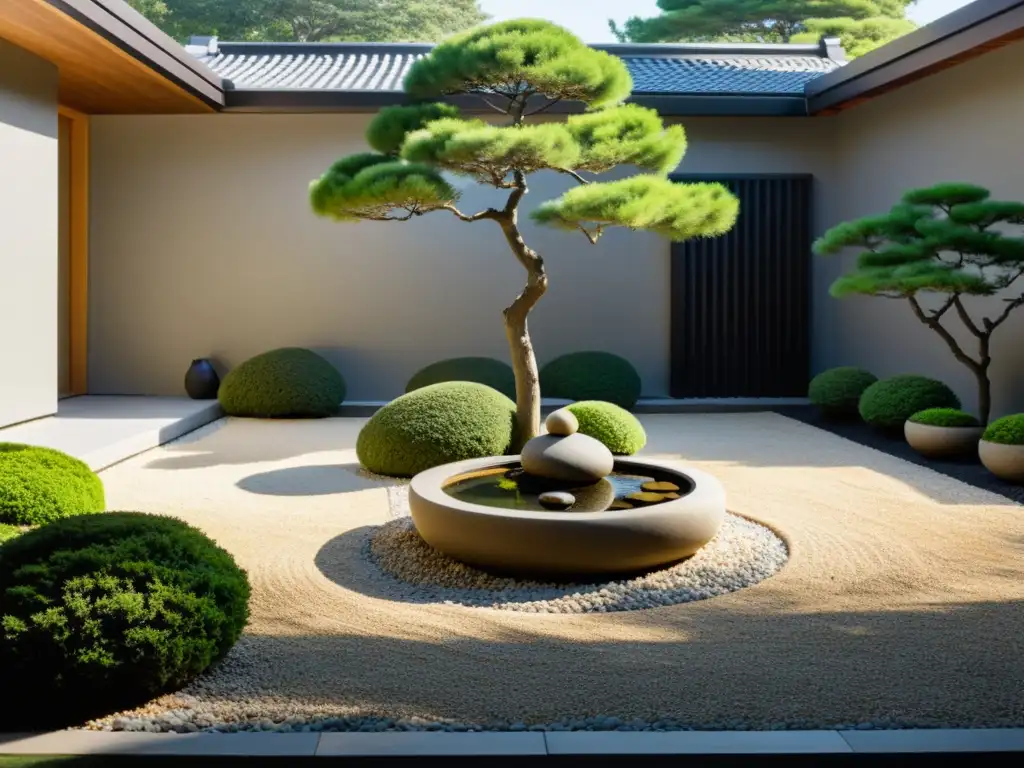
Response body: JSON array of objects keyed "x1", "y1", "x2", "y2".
[{"x1": 184, "y1": 358, "x2": 220, "y2": 400}]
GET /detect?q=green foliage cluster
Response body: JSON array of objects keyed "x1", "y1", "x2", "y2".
[
  {"x1": 406, "y1": 357, "x2": 516, "y2": 398},
  {"x1": 533, "y1": 176, "x2": 738, "y2": 241},
  {"x1": 0, "y1": 524, "x2": 23, "y2": 545},
  {"x1": 356, "y1": 382, "x2": 517, "y2": 477},
  {"x1": 567, "y1": 104, "x2": 687, "y2": 175},
  {"x1": 858, "y1": 375, "x2": 961, "y2": 430},
  {"x1": 907, "y1": 408, "x2": 980, "y2": 428},
  {"x1": 127, "y1": 0, "x2": 487, "y2": 43},
  {"x1": 404, "y1": 19, "x2": 632, "y2": 108},
  {"x1": 982, "y1": 414, "x2": 1024, "y2": 445},
  {"x1": 218, "y1": 347, "x2": 346, "y2": 418},
  {"x1": 0, "y1": 444, "x2": 105, "y2": 526},
  {"x1": 612, "y1": 1, "x2": 916, "y2": 58},
  {"x1": 807, "y1": 366, "x2": 878, "y2": 418},
  {"x1": 565, "y1": 401, "x2": 647, "y2": 455},
  {"x1": 0, "y1": 512, "x2": 250, "y2": 720},
  {"x1": 541, "y1": 352, "x2": 643, "y2": 410}
]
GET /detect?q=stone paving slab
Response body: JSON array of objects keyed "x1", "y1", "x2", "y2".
[
  {"x1": 316, "y1": 732, "x2": 547, "y2": 756},
  {"x1": 839, "y1": 729, "x2": 1024, "y2": 753},
  {"x1": 544, "y1": 730, "x2": 853, "y2": 754},
  {"x1": 0, "y1": 731, "x2": 319, "y2": 756}
]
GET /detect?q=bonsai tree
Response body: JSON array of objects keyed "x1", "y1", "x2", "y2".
[
  {"x1": 814, "y1": 183, "x2": 1024, "y2": 424},
  {"x1": 310, "y1": 19, "x2": 739, "y2": 445}
]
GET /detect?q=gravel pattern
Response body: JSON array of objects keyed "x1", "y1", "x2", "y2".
[
  {"x1": 365, "y1": 514, "x2": 788, "y2": 613},
  {"x1": 77, "y1": 414, "x2": 1024, "y2": 735}
]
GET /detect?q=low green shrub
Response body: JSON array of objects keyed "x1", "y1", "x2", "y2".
[
  {"x1": 0, "y1": 443, "x2": 105, "y2": 525},
  {"x1": 858, "y1": 375, "x2": 961, "y2": 430},
  {"x1": 406, "y1": 357, "x2": 515, "y2": 399},
  {"x1": 808, "y1": 366, "x2": 878, "y2": 418},
  {"x1": 0, "y1": 512, "x2": 250, "y2": 723},
  {"x1": 982, "y1": 414, "x2": 1024, "y2": 445},
  {"x1": 565, "y1": 401, "x2": 646, "y2": 455},
  {"x1": 218, "y1": 347, "x2": 345, "y2": 418},
  {"x1": 357, "y1": 382, "x2": 517, "y2": 477},
  {"x1": 908, "y1": 408, "x2": 980, "y2": 428},
  {"x1": 540, "y1": 351, "x2": 642, "y2": 409}
]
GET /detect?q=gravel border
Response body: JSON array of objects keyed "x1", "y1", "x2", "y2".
[
  {"x1": 364, "y1": 513, "x2": 788, "y2": 613},
  {"x1": 775, "y1": 406, "x2": 1023, "y2": 505}
]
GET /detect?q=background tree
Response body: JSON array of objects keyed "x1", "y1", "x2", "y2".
[
  {"x1": 611, "y1": 1, "x2": 917, "y2": 57},
  {"x1": 127, "y1": 0, "x2": 487, "y2": 43},
  {"x1": 309, "y1": 19, "x2": 739, "y2": 444},
  {"x1": 814, "y1": 183, "x2": 1024, "y2": 424}
]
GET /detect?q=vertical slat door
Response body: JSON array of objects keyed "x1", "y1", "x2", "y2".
[{"x1": 669, "y1": 175, "x2": 812, "y2": 398}]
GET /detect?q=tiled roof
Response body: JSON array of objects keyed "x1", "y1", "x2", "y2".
[{"x1": 188, "y1": 40, "x2": 843, "y2": 97}]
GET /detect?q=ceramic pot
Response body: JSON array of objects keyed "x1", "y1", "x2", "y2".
[
  {"x1": 904, "y1": 421, "x2": 983, "y2": 459},
  {"x1": 978, "y1": 440, "x2": 1024, "y2": 484},
  {"x1": 184, "y1": 358, "x2": 220, "y2": 400}
]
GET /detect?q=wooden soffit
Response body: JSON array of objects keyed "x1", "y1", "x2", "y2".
[{"x1": 0, "y1": 0, "x2": 225, "y2": 114}]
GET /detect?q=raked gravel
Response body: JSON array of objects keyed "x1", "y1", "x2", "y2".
[{"x1": 366, "y1": 513, "x2": 788, "y2": 613}]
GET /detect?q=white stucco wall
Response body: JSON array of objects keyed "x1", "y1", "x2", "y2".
[
  {"x1": 0, "y1": 40, "x2": 58, "y2": 428},
  {"x1": 87, "y1": 114, "x2": 836, "y2": 400},
  {"x1": 825, "y1": 39, "x2": 1024, "y2": 418}
]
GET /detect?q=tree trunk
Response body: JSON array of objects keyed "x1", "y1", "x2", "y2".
[
  {"x1": 498, "y1": 217, "x2": 547, "y2": 448},
  {"x1": 975, "y1": 365, "x2": 992, "y2": 426}
]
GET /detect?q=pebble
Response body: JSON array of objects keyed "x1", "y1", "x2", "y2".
[{"x1": 539, "y1": 491, "x2": 575, "y2": 510}]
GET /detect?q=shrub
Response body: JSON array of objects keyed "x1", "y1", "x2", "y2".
[
  {"x1": 0, "y1": 524, "x2": 23, "y2": 545},
  {"x1": 565, "y1": 401, "x2": 646, "y2": 455},
  {"x1": 858, "y1": 375, "x2": 961, "y2": 430},
  {"x1": 0, "y1": 512, "x2": 250, "y2": 722},
  {"x1": 908, "y1": 408, "x2": 980, "y2": 428},
  {"x1": 0, "y1": 443, "x2": 105, "y2": 525},
  {"x1": 218, "y1": 347, "x2": 345, "y2": 418},
  {"x1": 357, "y1": 382, "x2": 516, "y2": 477},
  {"x1": 982, "y1": 414, "x2": 1024, "y2": 445},
  {"x1": 406, "y1": 357, "x2": 515, "y2": 399},
  {"x1": 540, "y1": 351, "x2": 642, "y2": 409},
  {"x1": 807, "y1": 366, "x2": 878, "y2": 418}
]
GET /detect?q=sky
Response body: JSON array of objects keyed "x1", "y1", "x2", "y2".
[{"x1": 477, "y1": 0, "x2": 975, "y2": 42}]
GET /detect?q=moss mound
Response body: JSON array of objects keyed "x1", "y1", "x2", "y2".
[
  {"x1": 0, "y1": 512, "x2": 250, "y2": 724},
  {"x1": 541, "y1": 351, "x2": 642, "y2": 409},
  {"x1": 908, "y1": 408, "x2": 980, "y2": 428},
  {"x1": 406, "y1": 357, "x2": 516, "y2": 399},
  {"x1": 808, "y1": 366, "x2": 878, "y2": 418},
  {"x1": 357, "y1": 382, "x2": 517, "y2": 477},
  {"x1": 858, "y1": 375, "x2": 961, "y2": 431},
  {"x1": 218, "y1": 347, "x2": 345, "y2": 418},
  {"x1": 0, "y1": 524, "x2": 23, "y2": 545},
  {"x1": 982, "y1": 414, "x2": 1024, "y2": 445},
  {"x1": 0, "y1": 443, "x2": 105, "y2": 525},
  {"x1": 565, "y1": 401, "x2": 647, "y2": 455}
]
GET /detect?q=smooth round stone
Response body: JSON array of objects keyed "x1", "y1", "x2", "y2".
[
  {"x1": 539, "y1": 491, "x2": 575, "y2": 510},
  {"x1": 545, "y1": 409, "x2": 579, "y2": 436},
  {"x1": 520, "y1": 432, "x2": 614, "y2": 484}
]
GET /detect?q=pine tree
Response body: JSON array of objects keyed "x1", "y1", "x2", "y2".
[
  {"x1": 310, "y1": 20, "x2": 739, "y2": 444},
  {"x1": 814, "y1": 183, "x2": 1024, "y2": 424},
  {"x1": 611, "y1": 1, "x2": 917, "y2": 58}
]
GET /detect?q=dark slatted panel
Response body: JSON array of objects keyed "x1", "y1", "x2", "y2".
[{"x1": 669, "y1": 175, "x2": 811, "y2": 398}]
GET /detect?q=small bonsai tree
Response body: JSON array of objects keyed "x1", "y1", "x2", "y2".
[
  {"x1": 310, "y1": 19, "x2": 739, "y2": 445},
  {"x1": 814, "y1": 183, "x2": 1024, "y2": 425}
]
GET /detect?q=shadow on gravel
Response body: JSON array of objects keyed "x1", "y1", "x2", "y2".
[{"x1": 236, "y1": 464, "x2": 385, "y2": 496}]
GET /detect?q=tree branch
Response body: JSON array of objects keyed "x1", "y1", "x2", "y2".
[
  {"x1": 907, "y1": 295, "x2": 981, "y2": 371},
  {"x1": 555, "y1": 168, "x2": 591, "y2": 186},
  {"x1": 986, "y1": 291, "x2": 1024, "y2": 331},
  {"x1": 952, "y1": 295, "x2": 984, "y2": 338},
  {"x1": 505, "y1": 169, "x2": 528, "y2": 215},
  {"x1": 577, "y1": 224, "x2": 605, "y2": 245},
  {"x1": 525, "y1": 97, "x2": 562, "y2": 117},
  {"x1": 478, "y1": 96, "x2": 510, "y2": 115},
  {"x1": 443, "y1": 204, "x2": 500, "y2": 222}
]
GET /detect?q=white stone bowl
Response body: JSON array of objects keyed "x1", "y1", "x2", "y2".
[
  {"x1": 904, "y1": 420, "x2": 983, "y2": 459},
  {"x1": 408, "y1": 456, "x2": 726, "y2": 577},
  {"x1": 979, "y1": 440, "x2": 1024, "y2": 483}
]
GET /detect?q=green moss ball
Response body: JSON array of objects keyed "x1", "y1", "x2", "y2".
[
  {"x1": 357, "y1": 382, "x2": 517, "y2": 477},
  {"x1": 218, "y1": 347, "x2": 346, "y2": 418},
  {"x1": 0, "y1": 443, "x2": 105, "y2": 525},
  {"x1": 565, "y1": 401, "x2": 647, "y2": 455},
  {"x1": 858, "y1": 375, "x2": 961, "y2": 430},
  {"x1": 406, "y1": 357, "x2": 516, "y2": 399},
  {"x1": 908, "y1": 408, "x2": 980, "y2": 428},
  {"x1": 540, "y1": 351, "x2": 642, "y2": 409},
  {"x1": 808, "y1": 366, "x2": 878, "y2": 418},
  {"x1": 982, "y1": 414, "x2": 1024, "y2": 445},
  {"x1": 0, "y1": 512, "x2": 250, "y2": 723}
]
